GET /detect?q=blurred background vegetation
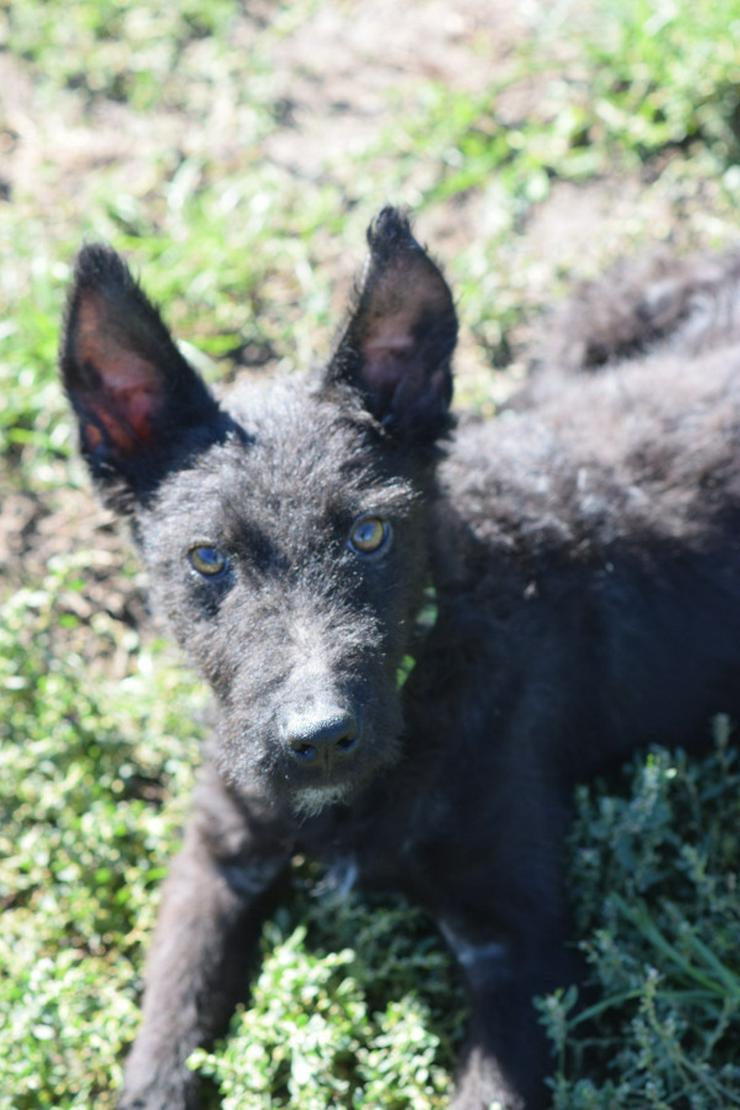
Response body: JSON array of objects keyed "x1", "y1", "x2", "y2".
[{"x1": 0, "y1": 0, "x2": 738, "y2": 1105}]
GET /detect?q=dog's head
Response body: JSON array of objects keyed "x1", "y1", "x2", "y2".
[{"x1": 60, "y1": 209, "x2": 458, "y2": 815}]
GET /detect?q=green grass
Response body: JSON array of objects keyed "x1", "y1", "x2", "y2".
[{"x1": 1, "y1": 0, "x2": 739, "y2": 1104}]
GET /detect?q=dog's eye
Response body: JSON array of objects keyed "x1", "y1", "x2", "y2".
[
  {"x1": 348, "y1": 516, "x2": 392, "y2": 556},
  {"x1": 188, "y1": 545, "x2": 228, "y2": 577}
]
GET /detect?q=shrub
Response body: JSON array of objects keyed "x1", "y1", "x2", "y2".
[{"x1": 539, "y1": 719, "x2": 740, "y2": 1108}]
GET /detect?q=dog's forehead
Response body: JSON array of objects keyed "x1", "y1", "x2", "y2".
[
  {"x1": 226, "y1": 376, "x2": 369, "y2": 490},
  {"x1": 149, "y1": 374, "x2": 417, "y2": 537}
]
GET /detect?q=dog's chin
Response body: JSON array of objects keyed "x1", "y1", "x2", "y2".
[{"x1": 291, "y1": 783, "x2": 354, "y2": 819}]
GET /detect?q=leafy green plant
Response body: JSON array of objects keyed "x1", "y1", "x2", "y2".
[
  {"x1": 539, "y1": 720, "x2": 740, "y2": 1108},
  {"x1": 0, "y1": 558, "x2": 203, "y2": 1106},
  {"x1": 191, "y1": 883, "x2": 463, "y2": 1109}
]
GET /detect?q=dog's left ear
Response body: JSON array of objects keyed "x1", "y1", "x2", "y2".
[{"x1": 327, "y1": 207, "x2": 458, "y2": 443}]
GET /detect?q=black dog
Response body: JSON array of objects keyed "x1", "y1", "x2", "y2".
[{"x1": 60, "y1": 210, "x2": 740, "y2": 1109}]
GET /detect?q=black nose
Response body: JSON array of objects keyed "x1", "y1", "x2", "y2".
[{"x1": 284, "y1": 708, "x2": 360, "y2": 771}]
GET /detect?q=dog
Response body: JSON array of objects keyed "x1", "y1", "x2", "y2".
[{"x1": 60, "y1": 208, "x2": 740, "y2": 1108}]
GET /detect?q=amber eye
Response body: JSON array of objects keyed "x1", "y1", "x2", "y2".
[
  {"x1": 348, "y1": 516, "x2": 391, "y2": 556},
  {"x1": 188, "y1": 545, "x2": 228, "y2": 577}
]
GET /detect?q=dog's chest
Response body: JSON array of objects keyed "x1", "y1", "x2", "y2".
[{"x1": 298, "y1": 784, "x2": 460, "y2": 900}]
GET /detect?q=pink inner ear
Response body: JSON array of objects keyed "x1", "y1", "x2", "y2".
[
  {"x1": 76, "y1": 294, "x2": 163, "y2": 450},
  {"x1": 362, "y1": 310, "x2": 416, "y2": 388}
]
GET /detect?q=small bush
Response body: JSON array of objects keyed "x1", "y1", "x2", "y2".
[
  {"x1": 540, "y1": 719, "x2": 740, "y2": 1108},
  {"x1": 0, "y1": 559, "x2": 203, "y2": 1107},
  {"x1": 192, "y1": 881, "x2": 465, "y2": 1109}
]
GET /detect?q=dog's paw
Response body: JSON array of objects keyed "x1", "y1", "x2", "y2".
[{"x1": 118, "y1": 1064, "x2": 200, "y2": 1110}]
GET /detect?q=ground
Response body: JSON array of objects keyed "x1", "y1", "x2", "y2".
[{"x1": 0, "y1": 1, "x2": 738, "y2": 1107}]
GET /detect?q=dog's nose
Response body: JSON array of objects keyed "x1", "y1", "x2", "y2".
[{"x1": 284, "y1": 708, "x2": 360, "y2": 770}]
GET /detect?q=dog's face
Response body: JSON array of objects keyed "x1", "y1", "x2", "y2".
[
  {"x1": 59, "y1": 209, "x2": 458, "y2": 814},
  {"x1": 136, "y1": 378, "x2": 430, "y2": 812}
]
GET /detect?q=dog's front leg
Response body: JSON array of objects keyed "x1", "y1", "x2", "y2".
[
  {"x1": 120, "y1": 765, "x2": 291, "y2": 1110},
  {"x1": 443, "y1": 919, "x2": 576, "y2": 1110}
]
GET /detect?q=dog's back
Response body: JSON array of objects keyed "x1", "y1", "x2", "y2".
[
  {"x1": 539, "y1": 247, "x2": 740, "y2": 372},
  {"x1": 417, "y1": 249, "x2": 740, "y2": 785}
]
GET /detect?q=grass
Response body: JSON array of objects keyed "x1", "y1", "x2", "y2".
[{"x1": 1, "y1": 0, "x2": 739, "y2": 1105}]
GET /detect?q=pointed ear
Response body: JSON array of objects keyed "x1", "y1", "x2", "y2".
[
  {"x1": 60, "y1": 245, "x2": 221, "y2": 507},
  {"x1": 327, "y1": 207, "x2": 458, "y2": 444}
]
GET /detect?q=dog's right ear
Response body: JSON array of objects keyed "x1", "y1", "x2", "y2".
[
  {"x1": 327, "y1": 207, "x2": 458, "y2": 445},
  {"x1": 60, "y1": 245, "x2": 221, "y2": 508}
]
